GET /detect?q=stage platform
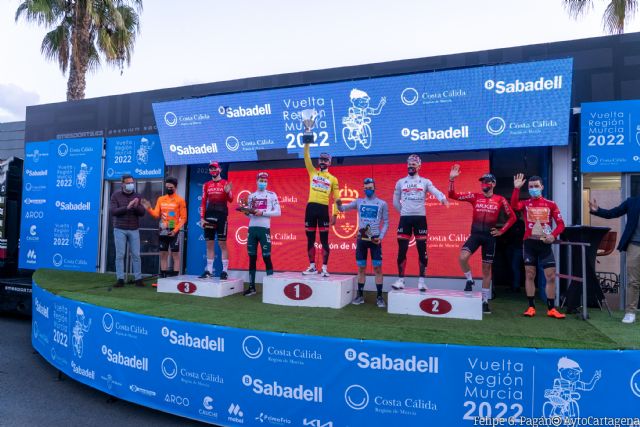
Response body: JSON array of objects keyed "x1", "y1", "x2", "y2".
[{"x1": 30, "y1": 269, "x2": 640, "y2": 426}]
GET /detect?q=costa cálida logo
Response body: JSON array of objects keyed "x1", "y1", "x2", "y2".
[
  {"x1": 333, "y1": 184, "x2": 359, "y2": 239},
  {"x1": 419, "y1": 298, "x2": 452, "y2": 315},
  {"x1": 177, "y1": 282, "x2": 197, "y2": 294},
  {"x1": 283, "y1": 282, "x2": 313, "y2": 300}
]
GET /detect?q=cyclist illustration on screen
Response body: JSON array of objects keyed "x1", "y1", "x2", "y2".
[
  {"x1": 542, "y1": 357, "x2": 601, "y2": 419},
  {"x1": 136, "y1": 137, "x2": 154, "y2": 165},
  {"x1": 342, "y1": 89, "x2": 386, "y2": 151}
]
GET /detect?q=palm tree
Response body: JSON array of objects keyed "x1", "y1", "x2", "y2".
[
  {"x1": 16, "y1": 0, "x2": 143, "y2": 101},
  {"x1": 564, "y1": 0, "x2": 638, "y2": 34}
]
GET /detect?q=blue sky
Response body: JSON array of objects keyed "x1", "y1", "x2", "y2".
[{"x1": 1, "y1": 0, "x2": 639, "y2": 122}]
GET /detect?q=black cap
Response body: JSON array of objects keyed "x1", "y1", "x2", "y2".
[{"x1": 478, "y1": 173, "x2": 496, "y2": 183}]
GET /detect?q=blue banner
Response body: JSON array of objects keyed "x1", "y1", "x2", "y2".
[
  {"x1": 581, "y1": 100, "x2": 640, "y2": 172},
  {"x1": 105, "y1": 135, "x2": 165, "y2": 179},
  {"x1": 32, "y1": 284, "x2": 640, "y2": 426},
  {"x1": 153, "y1": 58, "x2": 573, "y2": 165},
  {"x1": 19, "y1": 138, "x2": 103, "y2": 271}
]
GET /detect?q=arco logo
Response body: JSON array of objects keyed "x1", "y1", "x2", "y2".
[
  {"x1": 284, "y1": 283, "x2": 313, "y2": 300},
  {"x1": 177, "y1": 282, "x2": 197, "y2": 294},
  {"x1": 419, "y1": 298, "x2": 452, "y2": 315}
]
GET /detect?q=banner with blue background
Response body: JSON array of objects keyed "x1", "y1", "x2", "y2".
[
  {"x1": 104, "y1": 135, "x2": 165, "y2": 179},
  {"x1": 153, "y1": 58, "x2": 573, "y2": 165},
  {"x1": 581, "y1": 100, "x2": 640, "y2": 172},
  {"x1": 19, "y1": 138, "x2": 103, "y2": 271},
  {"x1": 32, "y1": 284, "x2": 640, "y2": 427}
]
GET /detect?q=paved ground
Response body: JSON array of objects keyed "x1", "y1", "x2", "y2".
[{"x1": 0, "y1": 313, "x2": 210, "y2": 427}]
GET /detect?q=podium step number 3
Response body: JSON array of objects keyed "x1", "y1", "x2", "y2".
[
  {"x1": 263, "y1": 272, "x2": 356, "y2": 309},
  {"x1": 157, "y1": 275, "x2": 244, "y2": 298},
  {"x1": 388, "y1": 288, "x2": 483, "y2": 320}
]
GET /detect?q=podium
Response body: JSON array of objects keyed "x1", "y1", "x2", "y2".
[
  {"x1": 388, "y1": 289, "x2": 483, "y2": 320},
  {"x1": 157, "y1": 275, "x2": 244, "y2": 298},
  {"x1": 262, "y1": 272, "x2": 356, "y2": 309}
]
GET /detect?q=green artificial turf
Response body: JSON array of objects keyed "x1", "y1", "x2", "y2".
[{"x1": 33, "y1": 269, "x2": 639, "y2": 350}]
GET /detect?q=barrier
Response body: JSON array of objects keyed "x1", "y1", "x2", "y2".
[
  {"x1": 157, "y1": 275, "x2": 243, "y2": 298},
  {"x1": 31, "y1": 283, "x2": 640, "y2": 426},
  {"x1": 262, "y1": 272, "x2": 356, "y2": 309}
]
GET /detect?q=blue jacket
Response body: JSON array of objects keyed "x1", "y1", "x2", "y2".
[{"x1": 591, "y1": 196, "x2": 640, "y2": 252}]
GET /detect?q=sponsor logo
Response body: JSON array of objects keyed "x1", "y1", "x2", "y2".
[
  {"x1": 134, "y1": 168, "x2": 162, "y2": 176},
  {"x1": 71, "y1": 361, "x2": 95, "y2": 380},
  {"x1": 203, "y1": 396, "x2": 214, "y2": 410},
  {"x1": 26, "y1": 249, "x2": 37, "y2": 264},
  {"x1": 129, "y1": 384, "x2": 156, "y2": 397},
  {"x1": 34, "y1": 297, "x2": 49, "y2": 318},
  {"x1": 631, "y1": 369, "x2": 640, "y2": 398},
  {"x1": 24, "y1": 198, "x2": 47, "y2": 205},
  {"x1": 57, "y1": 143, "x2": 69, "y2": 157},
  {"x1": 101, "y1": 345, "x2": 149, "y2": 371},
  {"x1": 228, "y1": 403, "x2": 245, "y2": 424},
  {"x1": 27, "y1": 148, "x2": 48, "y2": 163},
  {"x1": 161, "y1": 357, "x2": 178, "y2": 379},
  {"x1": 219, "y1": 103, "x2": 272, "y2": 118},
  {"x1": 419, "y1": 298, "x2": 452, "y2": 315},
  {"x1": 283, "y1": 282, "x2": 313, "y2": 301},
  {"x1": 106, "y1": 168, "x2": 114, "y2": 177},
  {"x1": 165, "y1": 393, "x2": 190, "y2": 407},
  {"x1": 242, "y1": 335, "x2": 264, "y2": 359},
  {"x1": 242, "y1": 374, "x2": 323, "y2": 403},
  {"x1": 161, "y1": 326, "x2": 225, "y2": 352},
  {"x1": 169, "y1": 143, "x2": 218, "y2": 156},
  {"x1": 160, "y1": 356, "x2": 224, "y2": 384},
  {"x1": 484, "y1": 75, "x2": 563, "y2": 94},
  {"x1": 303, "y1": 419, "x2": 334, "y2": 427},
  {"x1": 177, "y1": 281, "x2": 197, "y2": 294},
  {"x1": 164, "y1": 112, "x2": 178, "y2": 127},
  {"x1": 345, "y1": 384, "x2": 369, "y2": 410},
  {"x1": 54, "y1": 200, "x2": 91, "y2": 211},
  {"x1": 401, "y1": 125, "x2": 469, "y2": 141},
  {"x1": 199, "y1": 395, "x2": 218, "y2": 418},
  {"x1": 400, "y1": 88, "x2": 419, "y2": 106},
  {"x1": 102, "y1": 313, "x2": 114, "y2": 332},
  {"x1": 4, "y1": 285, "x2": 31, "y2": 294},
  {"x1": 52, "y1": 253, "x2": 63, "y2": 267},
  {"x1": 255, "y1": 412, "x2": 292, "y2": 425},
  {"x1": 587, "y1": 155, "x2": 599, "y2": 166},
  {"x1": 486, "y1": 117, "x2": 506, "y2": 136},
  {"x1": 235, "y1": 225, "x2": 249, "y2": 245},
  {"x1": 344, "y1": 348, "x2": 439, "y2": 373},
  {"x1": 226, "y1": 136, "x2": 240, "y2": 151},
  {"x1": 101, "y1": 374, "x2": 123, "y2": 390},
  {"x1": 25, "y1": 169, "x2": 48, "y2": 177},
  {"x1": 29, "y1": 225, "x2": 37, "y2": 236},
  {"x1": 24, "y1": 210, "x2": 44, "y2": 219},
  {"x1": 26, "y1": 225, "x2": 39, "y2": 241}
]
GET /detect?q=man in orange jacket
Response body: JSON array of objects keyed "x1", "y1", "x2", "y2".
[{"x1": 142, "y1": 177, "x2": 187, "y2": 277}]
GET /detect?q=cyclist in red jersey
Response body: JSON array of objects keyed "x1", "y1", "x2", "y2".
[
  {"x1": 449, "y1": 165, "x2": 515, "y2": 314},
  {"x1": 511, "y1": 173, "x2": 565, "y2": 319},
  {"x1": 199, "y1": 161, "x2": 233, "y2": 279}
]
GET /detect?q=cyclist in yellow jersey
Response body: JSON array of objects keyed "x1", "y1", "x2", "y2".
[{"x1": 302, "y1": 134, "x2": 340, "y2": 277}]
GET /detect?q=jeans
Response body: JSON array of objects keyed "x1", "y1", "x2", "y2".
[{"x1": 114, "y1": 228, "x2": 141, "y2": 280}]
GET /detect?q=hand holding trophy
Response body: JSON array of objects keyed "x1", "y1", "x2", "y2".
[
  {"x1": 359, "y1": 224, "x2": 373, "y2": 241},
  {"x1": 235, "y1": 194, "x2": 255, "y2": 215},
  {"x1": 300, "y1": 109, "x2": 318, "y2": 135}
]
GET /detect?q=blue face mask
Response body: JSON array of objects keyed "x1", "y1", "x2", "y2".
[
  {"x1": 365, "y1": 189, "x2": 375, "y2": 198},
  {"x1": 124, "y1": 183, "x2": 135, "y2": 193},
  {"x1": 528, "y1": 188, "x2": 542, "y2": 198},
  {"x1": 258, "y1": 182, "x2": 267, "y2": 191}
]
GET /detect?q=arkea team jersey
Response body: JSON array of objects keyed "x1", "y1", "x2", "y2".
[
  {"x1": 146, "y1": 194, "x2": 187, "y2": 233},
  {"x1": 448, "y1": 181, "x2": 516, "y2": 234},
  {"x1": 201, "y1": 179, "x2": 232, "y2": 217},
  {"x1": 247, "y1": 190, "x2": 281, "y2": 228},
  {"x1": 511, "y1": 188, "x2": 565, "y2": 239},
  {"x1": 304, "y1": 143, "x2": 340, "y2": 211},
  {"x1": 339, "y1": 196, "x2": 389, "y2": 239},
  {"x1": 393, "y1": 175, "x2": 446, "y2": 216}
]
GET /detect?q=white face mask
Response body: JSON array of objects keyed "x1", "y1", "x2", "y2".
[{"x1": 123, "y1": 183, "x2": 135, "y2": 193}]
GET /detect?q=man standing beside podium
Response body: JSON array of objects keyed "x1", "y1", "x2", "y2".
[
  {"x1": 511, "y1": 174, "x2": 565, "y2": 319},
  {"x1": 589, "y1": 196, "x2": 640, "y2": 324}
]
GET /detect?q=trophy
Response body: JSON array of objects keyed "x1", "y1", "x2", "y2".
[
  {"x1": 235, "y1": 194, "x2": 255, "y2": 215},
  {"x1": 359, "y1": 224, "x2": 373, "y2": 241},
  {"x1": 300, "y1": 109, "x2": 318, "y2": 145},
  {"x1": 531, "y1": 220, "x2": 545, "y2": 239}
]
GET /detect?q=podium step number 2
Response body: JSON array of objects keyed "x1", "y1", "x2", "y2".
[{"x1": 388, "y1": 289, "x2": 483, "y2": 320}]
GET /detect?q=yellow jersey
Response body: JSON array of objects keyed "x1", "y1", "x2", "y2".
[{"x1": 304, "y1": 144, "x2": 339, "y2": 212}]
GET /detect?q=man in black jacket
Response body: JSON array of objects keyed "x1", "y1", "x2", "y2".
[
  {"x1": 110, "y1": 174, "x2": 146, "y2": 288},
  {"x1": 590, "y1": 196, "x2": 640, "y2": 324}
]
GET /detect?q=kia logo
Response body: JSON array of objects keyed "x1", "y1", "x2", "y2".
[
  {"x1": 283, "y1": 282, "x2": 313, "y2": 301},
  {"x1": 419, "y1": 298, "x2": 452, "y2": 315},
  {"x1": 177, "y1": 282, "x2": 197, "y2": 294}
]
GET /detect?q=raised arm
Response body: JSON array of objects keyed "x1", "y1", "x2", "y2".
[
  {"x1": 511, "y1": 188, "x2": 524, "y2": 212},
  {"x1": 590, "y1": 198, "x2": 629, "y2": 219},
  {"x1": 303, "y1": 138, "x2": 315, "y2": 176}
]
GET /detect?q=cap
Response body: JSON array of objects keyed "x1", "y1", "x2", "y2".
[
  {"x1": 319, "y1": 152, "x2": 332, "y2": 163},
  {"x1": 209, "y1": 161, "x2": 220, "y2": 169},
  {"x1": 256, "y1": 171, "x2": 269, "y2": 180},
  {"x1": 478, "y1": 173, "x2": 496, "y2": 183}
]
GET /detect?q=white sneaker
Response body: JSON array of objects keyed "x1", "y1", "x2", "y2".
[
  {"x1": 321, "y1": 269, "x2": 330, "y2": 278},
  {"x1": 622, "y1": 313, "x2": 636, "y2": 324},
  {"x1": 302, "y1": 266, "x2": 318, "y2": 275},
  {"x1": 418, "y1": 277, "x2": 427, "y2": 292},
  {"x1": 391, "y1": 278, "x2": 405, "y2": 290}
]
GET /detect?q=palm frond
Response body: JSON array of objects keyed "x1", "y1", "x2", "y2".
[
  {"x1": 15, "y1": 0, "x2": 66, "y2": 26},
  {"x1": 40, "y1": 23, "x2": 71, "y2": 73},
  {"x1": 603, "y1": 0, "x2": 638, "y2": 34},
  {"x1": 563, "y1": 0, "x2": 595, "y2": 19}
]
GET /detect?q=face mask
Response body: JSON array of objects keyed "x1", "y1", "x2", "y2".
[
  {"x1": 258, "y1": 182, "x2": 267, "y2": 191},
  {"x1": 529, "y1": 188, "x2": 542, "y2": 198},
  {"x1": 210, "y1": 170, "x2": 220, "y2": 178},
  {"x1": 407, "y1": 167, "x2": 417, "y2": 176},
  {"x1": 319, "y1": 163, "x2": 328, "y2": 171},
  {"x1": 123, "y1": 183, "x2": 135, "y2": 193},
  {"x1": 166, "y1": 188, "x2": 175, "y2": 195},
  {"x1": 365, "y1": 189, "x2": 375, "y2": 198},
  {"x1": 481, "y1": 185, "x2": 492, "y2": 193}
]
